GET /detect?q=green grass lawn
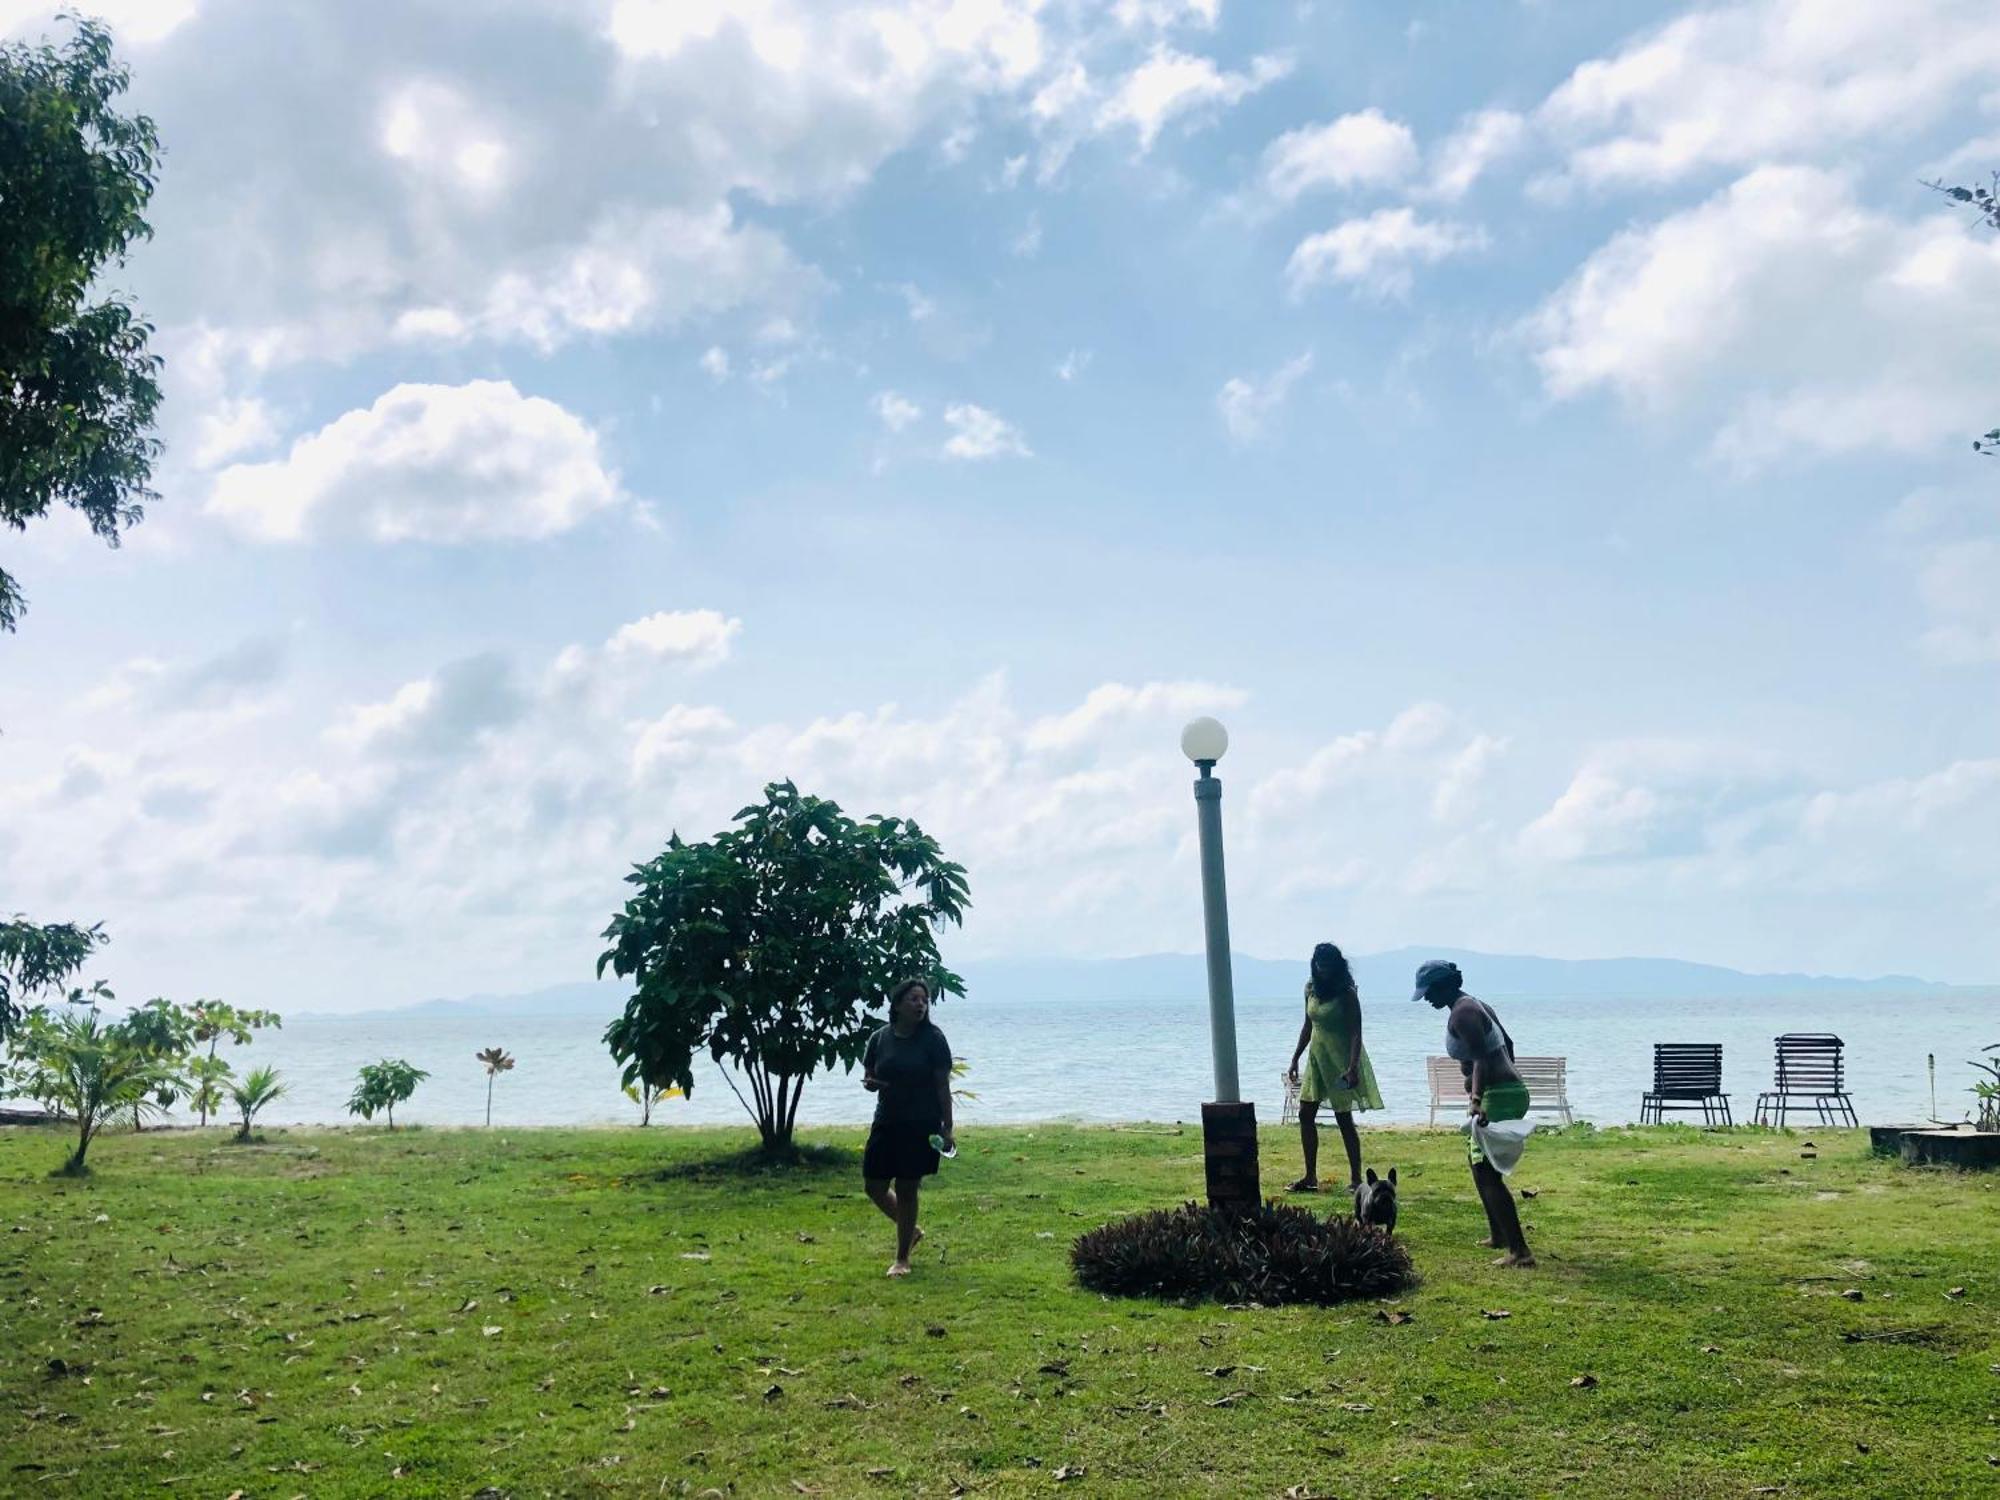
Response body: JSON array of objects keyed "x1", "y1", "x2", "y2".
[{"x1": 2, "y1": 1120, "x2": 1996, "y2": 1499}]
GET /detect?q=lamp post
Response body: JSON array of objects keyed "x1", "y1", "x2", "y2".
[{"x1": 1182, "y1": 716, "x2": 1259, "y2": 1209}]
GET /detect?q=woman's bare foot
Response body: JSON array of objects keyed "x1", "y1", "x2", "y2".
[
  {"x1": 1286, "y1": 1177, "x2": 1318, "y2": 1193},
  {"x1": 1492, "y1": 1252, "x2": 1536, "y2": 1269},
  {"x1": 1478, "y1": 1236, "x2": 1497, "y2": 1249},
  {"x1": 886, "y1": 1260, "x2": 912, "y2": 1277}
]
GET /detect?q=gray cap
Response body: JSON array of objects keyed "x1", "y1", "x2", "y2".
[{"x1": 1411, "y1": 958, "x2": 1462, "y2": 1002}]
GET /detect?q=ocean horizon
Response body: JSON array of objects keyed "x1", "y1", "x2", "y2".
[{"x1": 126, "y1": 986, "x2": 2000, "y2": 1135}]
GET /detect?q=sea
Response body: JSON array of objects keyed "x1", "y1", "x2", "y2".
[{"x1": 157, "y1": 988, "x2": 1998, "y2": 1133}]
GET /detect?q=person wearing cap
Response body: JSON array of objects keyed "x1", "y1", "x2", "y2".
[
  {"x1": 1413, "y1": 959, "x2": 1535, "y2": 1268},
  {"x1": 1285, "y1": 941, "x2": 1382, "y2": 1192}
]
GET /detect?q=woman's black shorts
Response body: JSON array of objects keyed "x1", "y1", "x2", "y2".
[{"x1": 862, "y1": 1120, "x2": 941, "y2": 1180}]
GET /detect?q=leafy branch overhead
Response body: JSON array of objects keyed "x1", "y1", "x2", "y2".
[
  {"x1": 0, "y1": 18, "x2": 164, "y2": 630},
  {"x1": 1926, "y1": 171, "x2": 2000, "y2": 455},
  {"x1": 599, "y1": 780, "x2": 970, "y2": 1152}
]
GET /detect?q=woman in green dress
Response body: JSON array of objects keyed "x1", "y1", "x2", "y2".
[{"x1": 1286, "y1": 942, "x2": 1383, "y2": 1192}]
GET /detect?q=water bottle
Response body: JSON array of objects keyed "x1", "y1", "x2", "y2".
[{"x1": 928, "y1": 1132, "x2": 957, "y2": 1160}]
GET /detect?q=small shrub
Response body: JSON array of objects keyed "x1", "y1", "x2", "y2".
[{"x1": 1070, "y1": 1200, "x2": 1415, "y2": 1307}]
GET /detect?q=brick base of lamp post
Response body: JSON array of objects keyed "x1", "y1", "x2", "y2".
[{"x1": 1202, "y1": 1101, "x2": 1261, "y2": 1210}]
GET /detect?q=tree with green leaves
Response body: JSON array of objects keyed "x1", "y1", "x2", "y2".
[
  {"x1": 0, "y1": 915, "x2": 108, "y2": 1042},
  {"x1": 347, "y1": 1058, "x2": 427, "y2": 1129},
  {"x1": 600, "y1": 780, "x2": 970, "y2": 1155},
  {"x1": 117, "y1": 996, "x2": 194, "y2": 1129},
  {"x1": 1, "y1": 17, "x2": 164, "y2": 631},
  {"x1": 184, "y1": 1000, "x2": 281, "y2": 1125},
  {"x1": 229, "y1": 1065, "x2": 286, "y2": 1143},
  {"x1": 2, "y1": 1006, "x2": 180, "y2": 1175}
]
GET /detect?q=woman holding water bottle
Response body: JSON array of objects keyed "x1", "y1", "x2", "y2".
[{"x1": 861, "y1": 978, "x2": 956, "y2": 1277}]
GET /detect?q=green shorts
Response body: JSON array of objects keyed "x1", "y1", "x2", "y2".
[{"x1": 1469, "y1": 1080, "x2": 1530, "y2": 1166}]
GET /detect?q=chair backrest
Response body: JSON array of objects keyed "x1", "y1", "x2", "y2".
[
  {"x1": 1513, "y1": 1056, "x2": 1568, "y2": 1096},
  {"x1": 1773, "y1": 1033, "x2": 1845, "y2": 1092},
  {"x1": 1426, "y1": 1055, "x2": 1459, "y2": 1099},
  {"x1": 1652, "y1": 1042, "x2": 1723, "y2": 1095}
]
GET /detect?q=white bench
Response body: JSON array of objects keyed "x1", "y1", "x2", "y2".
[{"x1": 1426, "y1": 1055, "x2": 1574, "y2": 1126}]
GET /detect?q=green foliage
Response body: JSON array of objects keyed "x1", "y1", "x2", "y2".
[
  {"x1": 599, "y1": 780, "x2": 969, "y2": 1152},
  {"x1": 1070, "y1": 1199, "x2": 1416, "y2": 1306},
  {"x1": 622, "y1": 1080, "x2": 684, "y2": 1126},
  {"x1": 1, "y1": 1006, "x2": 179, "y2": 1174},
  {"x1": 0, "y1": 17, "x2": 164, "y2": 630},
  {"x1": 185, "y1": 1052, "x2": 233, "y2": 1128},
  {"x1": 0, "y1": 914, "x2": 108, "y2": 1042},
  {"x1": 184, "y1": 999, "x2": 281, "y2": 1124},
  {"x1": 346, "y1": 1058, "x2": 428, "y2": 1129},
  {"x1": 118, "y1": 996, "x2": 196, "y2": 1125},
  {"x1": 1970, "y1": 1043, "x2": 2000, "y2": 1131},
  {"x1": 228, "y1": 1064, "x2": 286, "y2": 1142}
]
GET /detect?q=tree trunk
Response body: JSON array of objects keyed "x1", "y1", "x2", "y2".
[{"x1": 486, "y1": 1075, "x2": 494, "y2": 1128}]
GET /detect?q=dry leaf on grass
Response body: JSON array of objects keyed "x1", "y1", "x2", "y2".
[
  {"x1": 1054, "y1": 1465, "x2": 1086, "y2": 1482},
  {"x1": 1373, "y1": 1310, "x2": 1412, "y2": 1325},
  {"x1": 1570, "y1": 1375, "x2": 1598, "y2": 1389},
  {"x1": 1207, "y1": 1391, "x2": 1250, "y2": 1408},
  {"x1": 1481, "y1": 1309, "x2": 1511, "y2": 1320}
]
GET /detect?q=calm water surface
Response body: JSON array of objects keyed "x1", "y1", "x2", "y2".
[{"x1": 181, "y1": 990, "x2": 1999, "y2": 1133}]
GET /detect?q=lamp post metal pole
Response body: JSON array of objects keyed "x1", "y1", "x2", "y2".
[{"x1": 1192, "y1": 763, "x2": 1239, "y2": 1104}]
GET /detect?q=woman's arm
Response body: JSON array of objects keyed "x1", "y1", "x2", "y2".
[
  {"x1": 934, "y1": 1069, "x2": 955, "y2": 1144},
  {"x1": 1449, "y1": 1003, "x2": 1485, "y2": 1108},
  {"x1": 1289, "y1": 1011, "x2": 1311, "y2": 1073}
]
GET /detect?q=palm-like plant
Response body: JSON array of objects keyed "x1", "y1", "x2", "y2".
[
  {"x1": 1, "y1": 1008, "x2": 180, "y2": 1176},
  {"x1": 475, "y1": 1046, "x2": 514, "y2": 1127},
  {"x1": 229, "y1": 1065, "x2": 286, "y2": 1143},
  {"x1": 623, "y1": 1080, "x2": 685, "y2": 1126}
]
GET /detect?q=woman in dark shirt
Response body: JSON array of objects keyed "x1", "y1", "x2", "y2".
[{"x1": 861, "y1": 978, "x2": 955, "y2": 1277}]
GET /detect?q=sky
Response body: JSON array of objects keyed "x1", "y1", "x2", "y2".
[{"x1": 5, "y1": 0, "x2": 2000, "y2": 1012}]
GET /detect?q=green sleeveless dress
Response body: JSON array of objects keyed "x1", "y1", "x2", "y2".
[{"x1": 1299, "y1": 983, "x2": 1383, "y2": 1112}]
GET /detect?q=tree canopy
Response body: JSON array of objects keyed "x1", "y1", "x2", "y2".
[
  {"x1": 599, "y1": 780, "x2": 970, "y2": 1152},
  {"x1": 0, "y1": 915, "x2": 108, "y2": 1042},
  {"x1": 0, "y1": 16, "x2": 163, "y2": 631}
]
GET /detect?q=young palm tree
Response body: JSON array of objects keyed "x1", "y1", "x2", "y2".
[
  {"x1": 475, "y1": 1046, "x2": 514, "y2": 1127},
  {"x1": 229, "y1": 1065, "x2": 287, "y2": 1143}
]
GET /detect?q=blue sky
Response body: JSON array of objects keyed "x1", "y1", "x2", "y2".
[{"x1": 6, "y1": 0, "x2": 2000, "y2": 1011}]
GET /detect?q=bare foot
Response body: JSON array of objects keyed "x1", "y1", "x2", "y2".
[
  {"x1": 1492, "y1": 1252, "x2": 1536, "y2": 1269},
  {"x1": 1286, "y1": 1177, "x2": 1318, "y2": 1193},
  {"x1": 1477, "y1": 1237, "x2": 1497, "y2": 1249},
  {"x1": 886, "y1": 1261, "x2": 912, "y2": 1277}
]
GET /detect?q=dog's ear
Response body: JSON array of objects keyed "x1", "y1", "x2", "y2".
[
  {"x1": 1364, "y1": 1168, "x2": 1378, "y2": 1185},
  {"x1": 1387, "y1": 1167, "x2": 1397, "y2": 1185}
]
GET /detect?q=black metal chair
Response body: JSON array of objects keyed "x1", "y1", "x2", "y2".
[
  {"x1": 1753, "y1": 1033, "x2": 1859, "y2": 1127},
  {"x1": 1640, "y1": 1042, "x2": 1731, "y2": 1125}
]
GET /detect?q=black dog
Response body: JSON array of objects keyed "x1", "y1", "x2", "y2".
[{"x1": 1353, "y1": 1167, "x2": 1397, "y2": 1234}]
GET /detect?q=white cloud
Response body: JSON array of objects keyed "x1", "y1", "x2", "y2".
[
  {"x1": 207, "y1": 381, "x2": 621, "y2": 543},
  {"x1": 1025, "y1": 681, "x2": 1248, "y2": 754},
  {"x1": 1539, "y1": 0, "x2": 2000, "y2": 190},
  {"x1": 1287, "y1": 209, "x2": 1488, "y2": 297},
  {"x1": 1216, "y1": 351, "x2": 1313, "y2": 443},
  {"x1": 872, "y1": 391, "x2": 924, "y2": 432},
  {"x1": 0, "y1": 0, "x2": 199, "y2": 45},
  {"x1": 1423, "y1": 108, "x2": 1527, "y2": 201},
  {"x1": 941, "y1": 403, "x2": 1031, "y2": 460},
  {"x1": 631, "y1": 705, "x2": 738, "y2": 776},
  {"x1": 1011, "y1": 211, "x2": 1044, "y2": 258},
  {"x1": 605, "y1": 610, "x2": 742, "y2": 669},
  {"x1": 1518, "y1": 741, "x2": 1795, "y2": 864},
  {"x1": 1056, "y1": 348, "x2": 1093, "y2": 382},
  {"x1": 1262, "y1": 109, "x2": 1418, "y2": 199},
  {"x1": 700, "y1": 346, "x2": 731, "y2": 382},
  {"x1": 378, "y1": 78, "x2": 512, "y2": 200},
  {"x1": 1096, "y1": 46, "x2": 1292, "y2": 150},
  {"x1": 1526, "y1": 166, "x2": 2000, "y2": 466},
  {"x1": 407, "y1": 205, "x2": 811, "y2": 354}
]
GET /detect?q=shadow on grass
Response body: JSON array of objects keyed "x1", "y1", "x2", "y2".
[{"x1": 647, "y1": 1141, "x2": 861, "y2": 1184}]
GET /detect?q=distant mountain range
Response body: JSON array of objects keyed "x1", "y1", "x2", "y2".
[{"x1": 329, "y1": 946, "x2": 1981, "y2": 1019}]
